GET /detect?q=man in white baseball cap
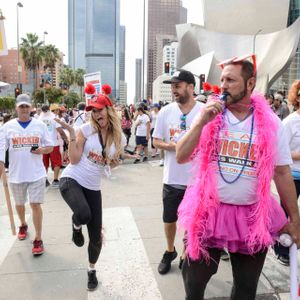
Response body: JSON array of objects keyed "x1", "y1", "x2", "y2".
[
  {"x1": 0, "y1": 94, "x2": 53, "y2": 256},
  {"x1": 15, "y1": 93, "x2": 32, "y2": 107}
]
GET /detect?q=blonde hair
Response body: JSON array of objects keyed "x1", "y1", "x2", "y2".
[
  {"x1": 288, "y1": 80, "x2": 300, "y2": 109},
  {"x1": 90, "y1": 106, "x2": 123, "y2": 164}
]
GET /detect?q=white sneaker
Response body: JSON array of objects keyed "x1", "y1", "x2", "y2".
[{"x1": 159, "y1": 159, "x2": 164, "y2": 167}]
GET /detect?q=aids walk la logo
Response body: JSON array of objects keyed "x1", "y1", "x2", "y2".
[{"x1": 218, "y1": 129, "x2": 257, "y2": 178}]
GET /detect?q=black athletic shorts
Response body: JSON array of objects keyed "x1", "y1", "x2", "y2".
[
  {"x1": 136, "y1": 135, "x2": 148, "y2": 147},
  {"x1": 163, "y1": 184, "x2": 186, "y2": 223}
]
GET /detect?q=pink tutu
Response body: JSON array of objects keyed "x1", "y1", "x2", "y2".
[{"x1": 205, "y1": 198, "x2": 288, "y2": 254}]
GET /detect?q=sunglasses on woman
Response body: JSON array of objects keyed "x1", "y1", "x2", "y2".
[{"x1": 92, "y1": 108, "x2": 103, "y2": 113}]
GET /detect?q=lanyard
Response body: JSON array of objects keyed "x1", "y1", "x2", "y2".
[
  {"x1": 98, "y1": 131, "x2": 107, "y2": 160},
  {"x1": 216, "y1": 108, "x2": 255, "y2": 184}
]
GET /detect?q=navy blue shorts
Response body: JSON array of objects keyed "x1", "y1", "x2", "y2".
[{"x1": 136, "y1": 135, "x2": 148, "y2": 146}]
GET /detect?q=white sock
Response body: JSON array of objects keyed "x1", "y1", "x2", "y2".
[
  {"x1": 73, "y1": 224, "x2": 81, "y2": 230},
  {"x1": 88, "y1": 265, "x2": 95, "y2": 272}
]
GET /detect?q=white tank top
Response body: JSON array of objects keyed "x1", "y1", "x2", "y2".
[{"x1": 61, "y1": 123, "x2": 117, "y2": 190}]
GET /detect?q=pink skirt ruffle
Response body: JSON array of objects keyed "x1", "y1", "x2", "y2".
[{"x1": 205, "y1": 198, "x2": 288, "y2": 254}]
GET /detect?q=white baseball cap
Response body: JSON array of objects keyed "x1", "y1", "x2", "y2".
[{"x1": 16, "y1": 94, "x2": 32, "y2": 107}]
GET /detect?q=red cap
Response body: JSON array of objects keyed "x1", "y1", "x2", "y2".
[{"x1": 85, "y1": 94, "x2": 113, "y2": 111}]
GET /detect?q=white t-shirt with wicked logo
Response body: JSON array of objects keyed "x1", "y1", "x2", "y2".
[
  {"x1": 153, "y1": 101, "x2": 204, "y2": 185},
  {"x1": 61, "y1": 123, "x2": 125, "y2": 191},
  {"x1": 215, "y1": 109, "x2": 292, "y2": 205},
  {"x1": 0, "y1": 118, "x2": 53, "y2": 183}
]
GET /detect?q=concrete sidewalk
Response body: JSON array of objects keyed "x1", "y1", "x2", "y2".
[{"x1": 0, "y1": 160, "x2": 297, "y2": 299}]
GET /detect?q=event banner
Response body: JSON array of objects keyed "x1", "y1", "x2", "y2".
[
  {"x1": 0, "y1": 16, "x2": 8, "y2": 56},
  {"x1": 83, "y1": 71, "x2": 101, "y2": 104}
]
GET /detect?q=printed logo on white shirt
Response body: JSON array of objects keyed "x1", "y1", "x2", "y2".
[
  {"x1": 87, "y1": 149, "x2": 105, "y2": 166},
  {"x1": 11, "y1": 134, "x2": 40, "y2": 150},
  {"x1": 218, "y1": 128, "x2": 257, "y2": 179},
  {"x1": 169, "y1": 125, "x2": 190, "y2": 143}
]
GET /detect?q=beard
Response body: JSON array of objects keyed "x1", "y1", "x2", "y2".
[
  {"x1": 225, "y1": 87, "x2": 247, "y2": 106},
  {"x1": 174, "y1": 90, "x2": 189, "y2": 104}
]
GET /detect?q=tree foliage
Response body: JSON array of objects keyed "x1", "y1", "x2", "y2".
[
  {"x1": 74, "y1": 68, "x2": 86, "y2": 100},
  {"x1": 20, "y1": 33, "x2": 44, "y2": 91},
  {"x1": 32, "y1": 87, "x2": 64, "y2": 105},
  {"x1": 20, "y1": 33, "x2": 86, "y2": 104},
  {"x1": 58, "y1": 66, "x2": 74, "y2": 90},
  {"x1": 62, "y1": 91, "x2": 81, "y2": 108},
  {"x1": 0, "y1": 96, "x2": 16, "y2": 111},
  {"x1": 43, "y1": 44, "x2": 60, "y2": 86}
]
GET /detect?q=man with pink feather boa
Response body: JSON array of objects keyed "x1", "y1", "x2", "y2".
[{"x1": 176, "y1": 56, "x2": 300, "y2": 300}]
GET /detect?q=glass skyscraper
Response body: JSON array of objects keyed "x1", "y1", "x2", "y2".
[
  {"x1": 68, "y1": 0, "x2": 86, "y2": 70},
  {"x1": 119, "y1": 26, "x2": 125, "y2": 81},
  {"x1": 68, "y1": 0, "x2": 120, "y2": 98}
]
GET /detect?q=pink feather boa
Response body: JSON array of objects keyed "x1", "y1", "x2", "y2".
[{"x1": 178, "y1": 92, "x2": 279, "y2": 260}]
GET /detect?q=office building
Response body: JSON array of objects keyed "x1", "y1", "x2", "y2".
[
  {"x1": 152, "y1": 74, "x2": 172, "y2": 104},
  {"x1": 69, "y1": 0, "x2": 120, "y2": 98},
  {"x1": 146, "y1": 0, "x2": 187, "y2": 97},
  {"x1": 68, "y1": 0, "x2": 86, "y2": 70},
  {"x1": 272, "y1": 0, "x2": 300, "y2": 94},
  {"x1": 163, "y1": 41, "x2": 178, "y2": 75},
  {"x1": 119, "y1": 81, "x2": 127, "y2": 105},
  {"x1": 120, "y1": 25, "x2": 125, "y2": 81},
  {"x1": 135, "y1": 58, "x2": 142, "y2": 103}
]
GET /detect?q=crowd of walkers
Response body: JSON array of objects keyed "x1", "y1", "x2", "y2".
[
  {"x1": 0, "y1": 55, "x2": 300, "y2": 299},
  {"x1": 0, "y1": 85, "x2": 164, "y2": 291}
]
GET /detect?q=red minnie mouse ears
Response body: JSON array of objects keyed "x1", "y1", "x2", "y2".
[
  {"x1": 84, "y1": 82, "x2": 113, "y2": 111},
  {"x1": 84, "y1": 83, "x2": 96, "y2": 95},
  {"x1": 101, "y1": 84, "x2": 112, "y2": 96},
  {"x1": 86, "y1": 94, "x2": 113, "y2": 111}
]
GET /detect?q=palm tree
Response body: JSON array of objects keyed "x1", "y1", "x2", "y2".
[
  {"x1": 20, "y1": 33, "x2": 44, "y2": 91},
  {"x1": 58, "y1": 66, "x2": 74, "y2": 91},
  {"x1": 43, "y1": 44, "x2": 60, "y2": 86},
  {"x1": 74, "y1": 68, "x2": 85, "y2": 100}
]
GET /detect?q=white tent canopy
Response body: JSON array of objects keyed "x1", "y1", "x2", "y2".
[{"x1": 0, "y1": 81, "x2": 10, "y2": 90}]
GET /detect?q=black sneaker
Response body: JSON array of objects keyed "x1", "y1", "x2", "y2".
[
  {"x1": 220, "y1": 249, "x2": 230, "y2": 261},
  {"x1": 51, "y1": 179, "x2": 60, "y2": 188},
  {"x1": 277, "y1": 254, "x2": 290, "y2": 266},
  {"x1": 45, "y1": 179, "x2": 50, "y2": 187},
  {"x1": 133, "y1": 158, "x2": 140, "y2": 164},
  {"x1": 158, "y1": 248, "x2": 178, "y2": 274},
  {"x1": 142, "y1": 156, "x2": 148, "y2": 162},
  {"x1": 72, "y1": 224, "x2": 84, "y2": 247},
  {"x1": 179, "y1": 256, "x2": 184, "y2": 270},
  {"x1": 87, "y1": 270, "x2": 98, "y2": 291}
]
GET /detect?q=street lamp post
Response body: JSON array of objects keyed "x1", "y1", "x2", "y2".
[
  {"x1": 252, "y1": 29, "x2": 262, "y2": 54},
  {"x1": 43, "y1": 31, "x2": 48, "y2": 104},
  {"x1": 43, "y1": 31, "x2": 48, "y2": 45},
  {"x1": 16, "y1": 2, "x2": 23, "y2": 90},
  {"x1": 142, "y1": 0, "x2": 146, "y2": 100}
]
